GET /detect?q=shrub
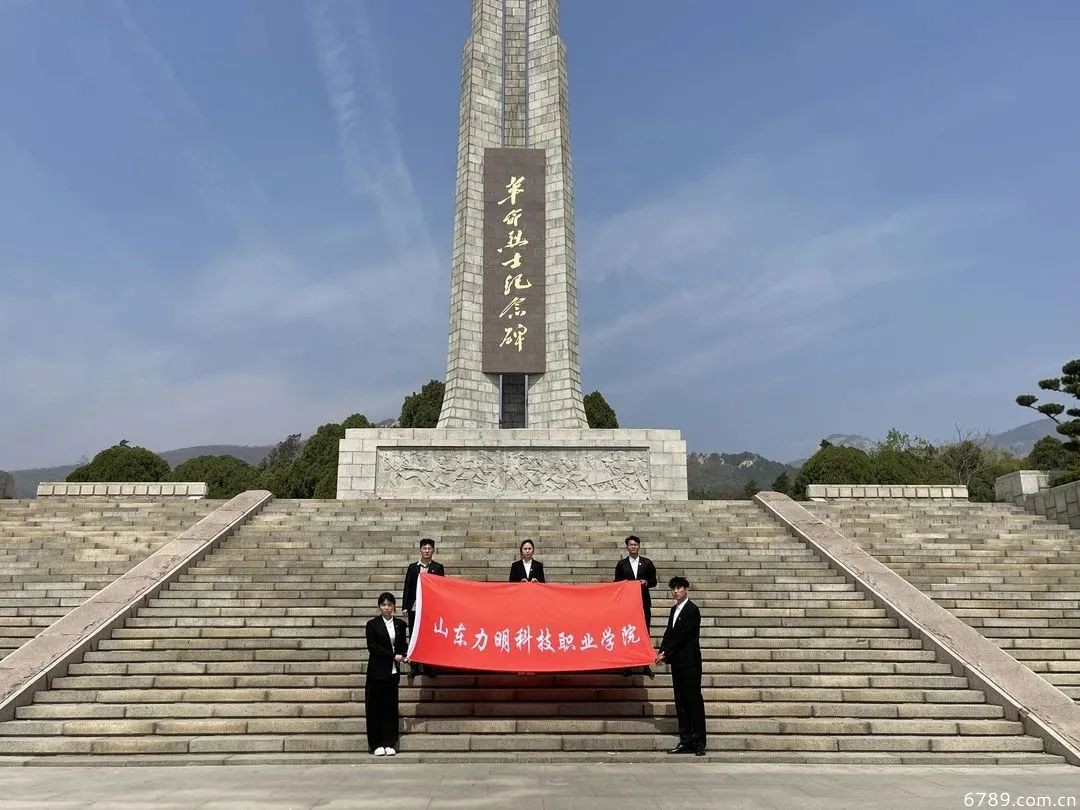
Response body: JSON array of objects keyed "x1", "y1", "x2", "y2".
[
  {"x1": 792, "y1": 445, "x2": 875, "y2": 499},
  {"x1": 1051, "y1": 468, "x2": 1080, "y2": 487},
  {"x1": 583, "y1": 391, "x2": 618, "y2": 429},
  {"x1": 284, "y1": 422, "x2": 347, "y2": 498},
  {"x1": 168, "y1": 455, "x2": 256, "y2": 499},
  {"x1": 871, "y1": 448, "x2": 952, "y2": 485},
  {"x1": 399, "y1": 381, "x2": 444, "y2": 428},
  {"x1": 67, "y1": 444, "x2": 169, "y2": 483},
  {"x1": 1026, "y1": 437, "x2": 1075, "y2": 471}
]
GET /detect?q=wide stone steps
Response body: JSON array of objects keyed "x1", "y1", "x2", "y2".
[
  {"x1": 807, "y1": 498, "x2": 1080, "y2": 702},
  {"x1": 0, "y1": 499, "x2": 217, "y2": 657},
  {"x1": 15, "y1": 699, "x2": 1007, "y2": 721},
  {"x1": 0, "y1": 733, "x2": 1050, "y2": 759},
  {"x1": 0, "y1": 498, "x2": 1059, "y2": 764}
]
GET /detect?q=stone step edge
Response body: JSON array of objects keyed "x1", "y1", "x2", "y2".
[
  {"x1": 755, "y1": 491, "x2": 1080, "y2": 767},
  {"x1": 0, "y1": 750, "x2": 1064, "y2": 767},
  {"x1": 0, "y1": 491, "x2": 273, "y2": 722}
]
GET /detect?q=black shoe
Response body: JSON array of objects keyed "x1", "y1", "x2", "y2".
[
  {"x1": 667, "y1": 744, "x2": 692, "y2": 755},
  {"x1": 694, "y1": 748, "x2": 706, "y2": 757},
  {"x1": 621, "y1": 668, "x2": 634, "y2": 677},
  {"x1": 641, "y1": 667, "x2": 654, "y2": 678}
]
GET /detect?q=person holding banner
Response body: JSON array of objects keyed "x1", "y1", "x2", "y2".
[
  {"x1": 614, "y1": 535, "x2": 657, "y2": 677},
  {"x1": 656, "y1": 576, "x2": 707, "y2": 756},
  {"x1": 509, "y1": 539, "x2": 546, "y2": 583},
  {"x1": 365, "y1": 592, "x2": 408, "y2": 756},
  {"x1": 402, "y1": 538, "x2": 445, "y2": 676}
]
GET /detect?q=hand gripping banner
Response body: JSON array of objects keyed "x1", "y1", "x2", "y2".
[{"x1": 407, "y1": 575, "x2": 655, "y2": 672}]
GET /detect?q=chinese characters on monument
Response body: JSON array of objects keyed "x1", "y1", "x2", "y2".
[
  {"x1": 482, "y1": 148, "x2": 546, "y2": 373},
  {"x1": 407, "y1": 576, "x2": 655, "y2": 672}
]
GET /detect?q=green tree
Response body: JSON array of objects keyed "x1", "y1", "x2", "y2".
[
  {"x1": 285, "y1": 422, "x2": 347, "y2": 498},
  {"x1": 1016, "y1": 359, "x2": 1080, "y2": 486},
  {"x1": 770, "y1": 471, "x2": 790, "y2": 495},
  {"x1": 1025, "y1": 436, "x2": 1074, "y2": 473},
  {"x1": 168, "y1": 455, "x2": 256, "y2": 499},
  {"x1": 792, "y1": 444, "x2": 875, "y2": 499},
  {"x1": 878, "y1": 428, "x2": 934, "y2": 456},
  {"x1": 966, "y1": 450, "x2": 1024, "y2": 502},
  {"x1": 583, "y1": 391, "x2": 618, "y2": 429},
  {"x1": 399, "y1": 380, "x2": 445, "y2": 428},
  {"x1": 342, "y1": 413, "x2": 372, "y2": 430},
  {"x1": 1017, "y1": 359, "x2": 1080, "y2": 456},
  {"x1": 256, "y1": 433, "x2": 302, "y2": 498},
  {"x1": 871, "y1": 448, "x2": 952, "y2": 485},
  {"x1": 743, "y1": 479, "x2": 760, "y2": 498},
  {"x1": 67, "y1": 444, "x2": 170, "y2": 483}
]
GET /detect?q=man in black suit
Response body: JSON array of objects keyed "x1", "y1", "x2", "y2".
[
  {"x1": 401, "y1": 538, "x2": 445, "y2": 676},
  {"x1": 656, "y1": 576, "x2": 706, "y2": 756},
  {"x1": 614, "y1": 534, "x2": 658, "y2": 676},
  {"x1": 365, "y1": 592, "x2": 409, "y2": 756}
]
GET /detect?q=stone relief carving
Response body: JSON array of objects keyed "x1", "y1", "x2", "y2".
[{"x1": 377, "y1": 449, "x2": 649, "y2": 496}]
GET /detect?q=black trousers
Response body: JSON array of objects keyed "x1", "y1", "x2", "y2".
[
  {"x1": 365, "y1": 674, "x2": 400, "y2": 751},
  {"x1": 671, "y1": 664, "x2": 707, "y2": 748}
]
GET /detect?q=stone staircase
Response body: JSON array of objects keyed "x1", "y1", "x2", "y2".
[
  {"x1": 0, "y1": 498, "x2": 218, "y2": 658},
  {"x1": 0, "y1": 499, "x2": 1059, "y2": 763},
  {"x1": 804, "y1": 498, "x2": 1080, "y2": 701}
]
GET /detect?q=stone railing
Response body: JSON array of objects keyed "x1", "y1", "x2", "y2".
[
  {"x1": 805, "y1": 484, "x2": 968, "y2": 500},
  {"x1": 996, "y1": 471, "x2": 1080, "y2": 530},
  {"x1": 36, "y1": 482, "x2": 208, "y2": 499}
]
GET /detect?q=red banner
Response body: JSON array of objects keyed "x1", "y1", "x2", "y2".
[{"x1": 407, "y1": 575, "x2": 655, "y2": 672}]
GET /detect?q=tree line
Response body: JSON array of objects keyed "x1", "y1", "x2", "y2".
[{"x1": 64, "y1": 383, "x2": 620, "y2": 500}]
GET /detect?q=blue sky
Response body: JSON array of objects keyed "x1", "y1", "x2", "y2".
[{"x1": 2, "y1": 0, "x2": 1078, "y2": 470}]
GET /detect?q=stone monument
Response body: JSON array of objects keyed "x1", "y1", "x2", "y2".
[{"x1": 337, "y1": 0, "x2": 687, "y2": 500}]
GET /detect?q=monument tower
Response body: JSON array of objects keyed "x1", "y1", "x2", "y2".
[
  {"x1": 438, "y1": 0, "x2": 585, "y2": 431},
  {"x1": 337, "y1": 0, "x2": 687, "y2": 500}
]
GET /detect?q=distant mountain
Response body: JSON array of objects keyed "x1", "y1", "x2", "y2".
[
  {"x1": 787, "y1": 433, "x2": 879, "y2": 468},
  {"x1": 788, "y1": 420, "x2": 1062, "y2": 467},
  {"x1": 986, "y1": 419, "x2": 1059, "y2": 458},
  {"x1": 821, "y1": 433, "x2": 879, "y2": 453},
  {"x1": 687, "y1": 452, "x2": 798, "y2": 495}
]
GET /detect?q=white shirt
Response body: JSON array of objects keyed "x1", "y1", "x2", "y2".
[
  {"x1": 384, "y1": 616, "x2": 397, "y2": 674},
  {"x1": 522, "y1": 560, "x2": 532, "y2": 579},
  {"x1": 629, "y1": 556, "x2": 640, "y2": 578},
  {"x1": 671, "y1": 599, "x2": 688, "y2": 626}
]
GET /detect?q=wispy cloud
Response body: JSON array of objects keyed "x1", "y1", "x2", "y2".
[
  {"x1": 109, "y1": 0, "x2": 273, "y2": 240},
  {"x1": 580, "y1": 154, "x2": 999, "y2": 368},
  {"x1": 308, "y1": 0, "x2": 438, "y2": 271}
]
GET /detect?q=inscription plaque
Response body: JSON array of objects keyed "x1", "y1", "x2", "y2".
[{"x1": 482, "y1": 147, "x2": 546, "y2": 373}]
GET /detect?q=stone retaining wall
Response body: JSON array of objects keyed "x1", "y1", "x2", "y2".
[
  {"x1": 1025, "y1": 480, "x2": 1080, "y2": 529},
  {"x1": 994, "y1": 470, "x2": 1053, "y2": 507},
  {"x1": 37, "y1": 482, "x2": 208, "y2": 499},
  {"x1": 806, "y1": 484, "x2": 969, "y2": 500},
  {"x1": 994, "y1": 470, "x2": 1080, "y2": 529}
]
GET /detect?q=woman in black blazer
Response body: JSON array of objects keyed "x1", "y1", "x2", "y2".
[{"x1": 509, "y1": 539, "x2": 545, "y2": 583}]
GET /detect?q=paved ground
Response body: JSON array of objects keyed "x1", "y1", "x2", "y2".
[{"x1": 0, "y1": 763, "x2": 1077, "y2": 809}]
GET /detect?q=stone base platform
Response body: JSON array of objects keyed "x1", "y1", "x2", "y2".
[{"x1": 336, "y1": 428, "x2": 687, "y2": 500}]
